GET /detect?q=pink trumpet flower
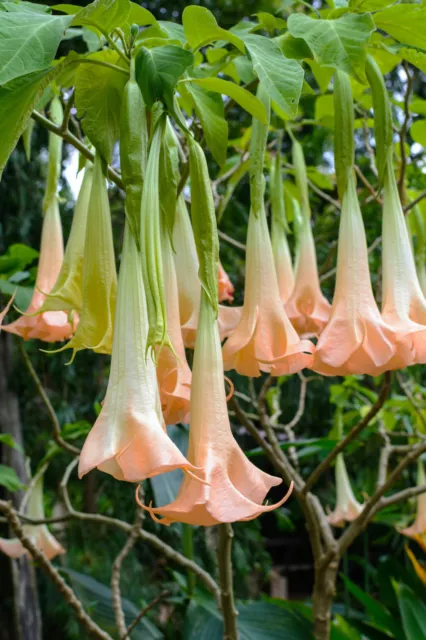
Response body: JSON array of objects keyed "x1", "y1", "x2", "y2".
[
  {"x1": 173, "y1": 195, "x2": 241, "y2": 348},
  {"x1": 327, "y1": 454, "x2": 363, "y2": 528},
  {"x1": 137, "y1": 291, "x2": 293, "y2": 526},
  {"x1": 399, "y1": 459, "x2": 426, "y2": 551},
  {"x1": 78, "y1": 225, "x2": 197, "y2": 482},
  {"x1": 2, "y1": 200, "x2": 75, "y2": 342},
  {"x1": 218, "y1": 260, "x2": 235, "y2": 303},
  {"x1": 285, "y1": 204, "x2": 331, "y2": 337},
  {"x1": 156, "y1": 226, "x2": 191, "y2": 425},
  {"x1": 380, "y1": 162, "x2": 426, "y2": 365},
  {"x1": 0, "y1": 471, "x2": 65, "y2": 560},
  {"x1": 313, "y1": 173, "x2": 400, "y2": 376}
]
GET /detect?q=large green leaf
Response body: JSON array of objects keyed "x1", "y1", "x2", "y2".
[
  {"x1": 341, "y1": 576, "x2": 396, "y2": 633},
  {"x1": 398, "y1": 584, "x2": 426, "y2": 640},
  {"x1": 349, "y1": 0, "x2": 394, "y2": 10},
  {"x1": 182, "y1": 5, "x2": 244, "y2": 53},
  {"x1": 0, "y1": 11, "x2": 72, "y2": 84},
  {"x1": 56, "y1": 0, "x2": 130, "y2": 33},
  {"x1": 0, "y1": 279, "x2": 33, "y2": 309},
  {"x1": 410, "y1": 120, "x2": 426, "y2": 147},
  {"x1": 287, "y1": 13, "x2": 375, "y2": 84},
  {"x1": 185, "y1": 82, "x2": 227, "y2": 166},
  {"x1": 0, "y1": 55, "x2": 76, "y2": 178},
  {"x1": 374, "y1": 5, "x2": 426, "y2": 51},
  {"x1": 75, "y1": 49, "x2": 128, "y2": 163},
  {"x1": 0, "y1": 464, "x2": 25, "y2": 492},
  {"x1": 242, "y1": 34, "x2": 304, "y2": 118},
  {"x1": 185, "y1": 77, "x2": 268, "y2": 124}
]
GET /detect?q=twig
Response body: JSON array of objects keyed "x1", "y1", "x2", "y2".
[
  {"x1": 354, "y1": 165, "x2": 381, "y2": 205},
  {"x1": 404, "y1": 189, "x2": 426, "y2": 214},
  {"x1": 277, "y1": 372, "x2": 309, "y2": 431},
  {"x1": 77, "y1": 58, "x2": 129, "y2": 77},
  {"x1": 31, "y1": 110, "x2": 124, "y2": 189},
  {"x1": 217, "y1": 524, "x2": 239, "y2": 640},
  {"x1": 0, "y1": 500, "x2": 112, "y2": 640},
  {"x1": 396, "y1": 372, "x2": 426, "y2": 431},
  {"x1": 320, "y1": 236, "x2": 382, "y2": 282},
  {"x1": 380, "y1": 482, "x2": 426, "y2": 509},
  {"x1": 303, "y1": 372, "x2": 392, "y2": 494},
  {"x1": 122, "y1": 591, "x2": 169, "y2": 640},
  {"x1": 377, "y1": 421, "x2": 391, "y2": 489},
  {"x1": 61, "y1": 89, "x2": 75, "y2": 134},
  {"x1": 17, "y1": 340, "x2": 80, "y2": 456},
  {"x1": 218, "y1": 230, "x2": 246, "y2": 251}
]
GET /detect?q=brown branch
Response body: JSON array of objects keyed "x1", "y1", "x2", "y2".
[
  {"x1": 0, "y1": 500, "x2": 112, "y2": 640},
  {"x1": 354, "y1": 164, "x2": 381, "y2": 205},
  {"x1": 303, "y1": 372, "x2": 392, "y2": 495},
  {"x1": 404, "y1": 189, "x2": 426, "y2": 214},
  {"x1": 122, "y1": 590, "x2": 169, "y2": 640},
  {"x1": 217, "y1": 524, "x2": 239, "y2": 640},
  {"x1": 218, "y1": 229, "x2": 246, "y2": 252},
  {"x1": 17, "y1": 340, "x2": 80, "y2": 456},
  {"x1": 396, "y1": 372, "x2": 426, "y2": 431}
]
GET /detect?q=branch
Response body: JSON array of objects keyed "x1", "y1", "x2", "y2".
[
  {"x1": 0, "y1": 500, "x2": 112, "y2": 640},
  {"x1": 61, "y1": 89, "x2": 75, "y2": 134},
  {"x1": 217, "y1": 524, "x2": 239, "y2": 640},
  {"x1": 396, "y1": 372, "x2": 426, "y2": 431},
  {"x1": 320, "y1": 236, "x2": 382, "y2": 282},
  {"x1": 17, "y1": 340, "x2": 80, "y2": 455},
  {"x1": 31, "y1": 110, "x2": 124, "y2": 190},
  {"x1": 303, "y1": 372, "x2": 391, "y2": 494},
  {"x1": 121, "y1": 590, "x2": 169, "y2": 640},
  {"x1": 404, "y1": 189, "x2": 426, "y2": 214},
  {"x1": 218, "y1": 230, "x2": 246, "y2": 252},
  {"x1": 381, "y1": 482, "x2": 426, "y2": 509}
]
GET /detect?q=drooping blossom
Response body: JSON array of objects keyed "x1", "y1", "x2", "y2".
[
  {"x1": 0, "y1": 470, "x2": 65, "y2": 560},
  {"x1": 156, "y1": 223, "x2": 191, "y2": 425},
  {"x1": 270, "y1": 160, "x2": 294, "y2": 304},
  {"x1": 327, "y1": 453, "x2": 363, "y2": 527},
  {"x1": 313, "y1": 173, "x2": 400, "y2": 376},
  {"x1": 173, "y1": 195, "x2": 241, "y2": 348},
  {"x1": 218, "y1": 260, "x2": 235, "y2": 303},
  {"x1": 56, "y1": 153, "x2": 117, "y2": 359},
  {"x1": 137, "y1": 290, "x2": 293, "y2": 526},
  {"x1": 39, "y1": 164, "x2": 93, "y2": 314},
  {"x1": 78, "y1": 224, "x2": 196, "y2": 482},
  {"x1": 380, "y1": 162, "x2": 426, "y2": 366},
  {"x1": 399, "y1": 459, "x2": 426, "y2": 552},
  {"x1": 285, "y1": 201, "x2": 331, "y2": 337}
]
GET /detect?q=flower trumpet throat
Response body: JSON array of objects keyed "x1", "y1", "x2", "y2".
[
  {"x1": 137, "y1": 290, "x2": 293, "y2": 526},
  {"x1": 78, "y1": 223, "x2": 196, "y2": 482}
]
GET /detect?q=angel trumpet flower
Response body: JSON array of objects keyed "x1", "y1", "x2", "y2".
[
  {"x1": 0, "y1": 471, "x2": 65, "y2": 560},
  {"x1": 138, "y1": 291, "x2": 293, "y2": 526},
  {"x1": 38, "y1": 164, "x2": 93, "y2": 314},
  {"x1": 218, "y1": 260, "x2": 235, "y2": 303},
  {"x1": 313, "y1": 173, "x2": 398, "y2": 376},
  {"x1": 173, "y1": 195, "x2": 241, "y2": 348},
  {"x1": 156, "y1": 224, "x2": 191, "y2": 425},
  {"x1": 57, "y1": 153, "x2": 117, "y2": 358},
  {"x1": 399, "y1": 459, "x2": 426, "y2": 551},
  {"x1": 78, "y1": 224, "x2": 195, "y2": 482},
  {"x1": 270, "y1": 161, "x2": 294, "y2": 305},
  {"x1": 285, "y1": 202, "x2": 331, "y2": 337},
  {"x1": 327, "y1": 454, "x2": 363, "y2": 527},
  {"x1": 380, "y1": 162, "x2": 426, "y2": 366}
]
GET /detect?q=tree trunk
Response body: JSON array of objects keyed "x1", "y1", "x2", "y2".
[
  {"x1": 0, "y1": 334, "x2": 42, "y2": 640},
  {"x1": 312, "y1": 559, "x2": 339, "y2": 640}
]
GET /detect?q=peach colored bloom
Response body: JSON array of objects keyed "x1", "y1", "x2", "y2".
[
  {"x1": 222, "y1": 199, "x2": 314, "y2": 377},
  {"x1": 327, "y1": 454, "x2": 363, "y2": 528},
  {"x1": 380, "y1": 163, "x2": 426, "y2": 366},
  {"x1": 156, "y1": 225, "x2": 191, "y2": 425},
  {"x1": 78, "y1": 224, "x2": 195, "y2": 482},
  {"x1": 285, "y1": 205, "x2": 331, "y2": 337},
  {"x1": 2, "y1": 200, "x2": 75, "y2": 342},
  {"x1": 218, "y1": 259, "x2": 235, "y2": 303},
  {"x1": 173, "y1": 195, "x2": 241, "y2": 348},
  {"x1": 399, "y1": 459, "x2": 426, "y2": 549},
  {"x1": 313, "y1": 173, "x2": 400, "y2": 376},
  {"x1": 0, "y1": 471, "x2": 65, "y2": 560},
  {"x1": 137, "y1": 291, "x2": 293, "y2": 526}
]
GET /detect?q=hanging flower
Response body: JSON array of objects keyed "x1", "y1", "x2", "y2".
[
  {"x1": 327, "y1": 454, "x2": 363, "y2": 527},
  {"x1": 156, "y1": 223, "x2": 191, "y2": 425},
  {"x1": 270, "y1": 160, "x2": 294, "y2": 305},
  {"x1": 399, "y1": 459, "x2": 426, "y2": 552},
  {"x1": 0, "y1": 470, "x2": 65, "y2": 560},
  {"x1": 313, "y1": 173, "x2": 399, "y2": 376},
  {"x1": 218, "y1": 259, "x2": 235, "y2": 303},
  {"x1": 285, "y1": 201, "x2": 331, "y2": 337},
  {"x1": 78, "y1": 224, "x2": 196, "y2": 482},
  {"x1": 137, "y1": 291, "x2": 293, "y2": 526},
  {"x1": 56, "y1": 152, "x2": 117, "y2": 359},
  {"x1": 39, "y1": 164, "x2": 93, "y2": 314},
  {"x1": 380, "y1": 162, "x2": 426, "y2": 366},
  {"x1": 173, "y1": 195, "x2": 241, "y2": 348}
]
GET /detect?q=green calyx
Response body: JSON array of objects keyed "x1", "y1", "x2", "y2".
[
  {"x1": 333, "y1": 70, "x2": 355, "y2": 202},
  {"x1": 249, "y1": 84, "x2": 270, "y2": 215},
  {"x1": 43, "y1": 96, "x2": 63, "y2": 213}
]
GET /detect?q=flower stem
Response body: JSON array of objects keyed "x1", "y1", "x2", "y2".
[{"x1": 217, "y1": 524, "x2": 239, "y2": 640}]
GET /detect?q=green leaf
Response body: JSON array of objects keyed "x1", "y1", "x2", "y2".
[
  {"x1": 182, "y1": 5, "x2": 244, "y2": 53},
  {"x1": 0, "y1": 434, "x2": 23, "y2": 452},
  {"x1": 374, "y1": 5, "x2": 426, "y2": 51},
  {"x1": 0, "y1": 279, "x2": 33, "y2": 309},
  {"x1": 397, "y1": 47, "x2": 426, "y2": 75},
  {"x1": 186, "y1": 77, "x2": 268, "y2": 124},
  {"x1": 0, "y1": 464, "x2": 25, "y2": 492},
  {"x1": 0, "y1": 1, "x2": 51, "y2": 13},
  {"x1": 242, "y1": 34, "x2": 304, "y2": 118},
  {"x1": 127, "y1": 2, "x2": 158, "y2": 28},
  {"x1": 0, "y1": 11, "x2": 73, "y2": 84},
  {"x1": 410, "y1": 120, "x2": 426, "y2": 147},
  {"x1": 186, "y1": 82, "x2": 228, "y2": 167},
  {"x1": 0, "y1": 54, "x2": 77, "y2": 178},
  {"x1": 75, "y1": 50, "x2": 128, "y2": 163},
  {"x1": 64, "y1": 0, "x2": 131, "y2": 33},
  {"x1": 398, "y1": 583, "x2": 426, "y2": 640},
  {"x1": 0, "y1": 243, "x2": 38, "y2": 275},
  {"x1": 287, "y1": 13, "x2": 375, "y2": 84},
  {"x1": 341, "y1": 576, "x2": 396, "y2": 632},
  {"x1": 349, "y1": 0, "x2": 394, "y2": 10}
]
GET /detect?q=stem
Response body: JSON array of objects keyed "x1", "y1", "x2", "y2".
[
  {"x1": 77, "y1": 58, "x2": 129, "y2": 77},
  {"x1": 121, "y1": 591, "x2": 169, "y2": 640},
  {"x1": 217, "y1": 524, "x2": 239, "y2": 640},
  {"x1": 182, "y1": 524, "x2": 196, "y2": 596},
  {"x1": 103, "y1": 32, "x2": 130, "y2": 66},
  {"x1": 312, "y1": 561, "x2": 339, "y2": 640}
]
